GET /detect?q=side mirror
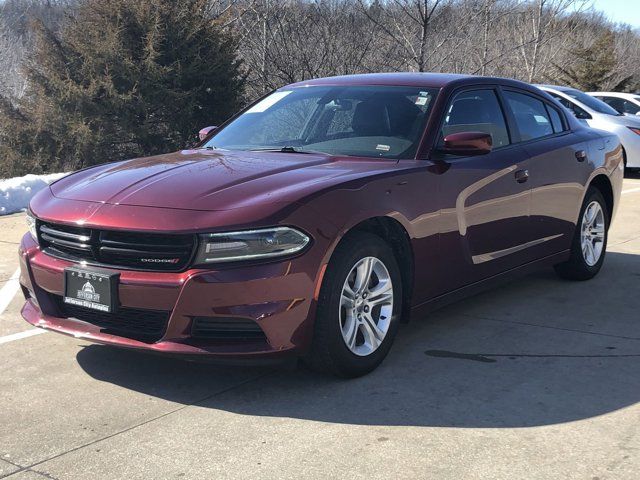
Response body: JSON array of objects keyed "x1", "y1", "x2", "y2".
[
  {"x1": 198, "y1": 126, "x2": 218, "y2": 141},
  {"x1": 438, "y1": 131, "x2": 493, "y2": 156}
]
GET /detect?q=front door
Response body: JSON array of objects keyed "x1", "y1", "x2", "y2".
[{"x1": 433, "y1": 87, "x2": 533, "y2": 294}]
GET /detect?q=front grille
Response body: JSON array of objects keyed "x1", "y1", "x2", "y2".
[
  {"x1": 191, "y1": 316, "x2": 266, "y2": 341},
  {"x1": 38, "y1": 221, "x2": 196, "y2": 271},
  {"x1": 54, "y1": 295, "x2": 169, "y2": 343}
]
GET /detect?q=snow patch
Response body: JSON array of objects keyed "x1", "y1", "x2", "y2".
[{"x1": 0, "y1": 172, "x2": 69, "y2": 216}]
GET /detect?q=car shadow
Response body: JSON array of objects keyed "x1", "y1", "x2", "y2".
[{"x1": 76, "y1": 251, "x2": 640, "y2": 428}]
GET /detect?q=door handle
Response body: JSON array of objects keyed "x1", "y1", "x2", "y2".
[
  {"x1": 575, "y1": 150, "x2": 587, "y2": 162},
  {"x1": 514, "y1": 169, "x2": 529, "y2": 183}
]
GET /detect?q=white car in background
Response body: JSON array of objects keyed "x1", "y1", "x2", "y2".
[
  {"x1": 587, "y1": 92, "x2": 640, "y2": 117},
  {"x1": 538, "y1": 85, "x2": 640, "y2": 170}
]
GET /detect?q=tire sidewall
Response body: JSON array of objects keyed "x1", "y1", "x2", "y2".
[
  {"x1": 316, "y1": 233, "x2": 403, "y2": 376},
  {"x1": 574, "y1": 188, "x2": 609, "y2": 274}
]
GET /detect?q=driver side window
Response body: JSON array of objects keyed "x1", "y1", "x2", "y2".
[{"x1": 440, "y1": 89, "x2": 510, "y2": 148}]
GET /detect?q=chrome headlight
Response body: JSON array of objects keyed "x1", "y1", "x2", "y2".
[
  {"x1": 26, "y1": 211, "x2": 38, "y2": 243},
  {"x1": 194, "y1": 227, "x2": 310, "y2": 264}
]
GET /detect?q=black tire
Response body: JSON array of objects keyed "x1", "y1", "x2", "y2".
[
  {"x1": 554, "y1": 187, "x2": 609, "y2": 281},
  {"x1": 305, "y1": 232, "x2": 403, "y2": 378}
]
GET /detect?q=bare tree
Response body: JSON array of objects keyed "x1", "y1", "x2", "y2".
[
  {"x1": 358, "y1": 0, "x2": 451, "y2": 72},
  {"x1": 0, "y1": 23, "x2": 29, "y2": 99},
  {"x1": 236, "y1": 0, "x2": 380, "y2": 97},
  {"x1": 0, "y1": 0, "x2": 76, "y2": 100},
  {"x1": 512, "y1": 0, "x2": 589, "y2": 82},
  {"x1": 2, "y1": 0, "x2": 640, "y2": 109}
]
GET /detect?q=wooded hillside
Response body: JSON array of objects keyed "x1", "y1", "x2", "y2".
[{"x1": 1, "y1": 0, "x2": 638, "y2": 177}]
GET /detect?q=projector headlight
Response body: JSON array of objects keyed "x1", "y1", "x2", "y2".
[
  {"x1": 26, "y1": 211, "x2": 38, "y2": 244},
  {"x1": 194, "y1": 227, "x2": 310, "y2": 265}
]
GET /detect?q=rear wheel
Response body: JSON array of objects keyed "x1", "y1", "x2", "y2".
[
  {"x1": 554, "y1": 187, "x2": 608, "y2": 280},
  {"x1": 306, "y1": 232, "x2": 402, "y2": 377}
]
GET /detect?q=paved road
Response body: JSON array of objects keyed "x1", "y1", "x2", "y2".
[{"x1": 1, "y1": 175, "x2": 640, "y2": 480}]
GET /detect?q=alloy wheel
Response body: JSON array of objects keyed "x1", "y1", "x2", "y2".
[
  {"x1": 581, "y1": 200, "x2": 605, "y2": 267},
  {"x1": 339, "y1": 256, "x2": 394, "y2": 356}
]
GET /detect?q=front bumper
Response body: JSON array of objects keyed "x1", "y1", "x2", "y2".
[{"x1": 19, "y1": 233, "x2": 325, "y2": 360}]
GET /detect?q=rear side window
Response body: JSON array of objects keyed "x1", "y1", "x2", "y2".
[
  {"x1": 503, "y1": 91, "x2": 553, "y2": 140},
  {"x1": 548, "y1": 92, "x2": 590, "y2": 119},
  {"x1": 546, "y1": 105, "x2": 565, "y2": 133},
  {"x1": 441, "y1": 89, "x2": 510, "y2": 148}
]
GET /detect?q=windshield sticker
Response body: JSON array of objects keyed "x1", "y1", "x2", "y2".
[
  {"x1": 415, "y1": 96, "x2": 428, "y2": 106},
  {"x1": 376, "y1": 144, "x2": 391, "y2": 152},
  {"x1": 246, "y1": 91, "x2": 292, "y2": 113}
]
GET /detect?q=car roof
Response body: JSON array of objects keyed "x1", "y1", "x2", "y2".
[
  {"x1": 536, "y1": 84, "x2": 575, "y2": 92},
  {"x1": 587, "y1": 91, "x2": 640, "y2": 98},
  {"x1": 286, "y1": 72, "x2": 534, "y2": 89}
]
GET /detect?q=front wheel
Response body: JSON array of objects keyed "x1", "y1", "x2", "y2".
[
  {"x1": 554, "y1": 187, "x2": 609, "y2": 281},
  {"x1": 306, "y1": 232, "x2": 402, "y2": 377}
]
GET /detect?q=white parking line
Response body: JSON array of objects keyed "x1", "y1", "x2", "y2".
[
  {"x1": 0, "y1": 267, "x2": 47, "y2": 345},
  {"x1": 0, "y1": 329, "x2": 46, "y2": 345},
  {"x1": 0, "y1": 268, "x2": 21, "y2": 315},
  {"x1": 622, "y1": 187, "x2": 640, "y2": 195}
]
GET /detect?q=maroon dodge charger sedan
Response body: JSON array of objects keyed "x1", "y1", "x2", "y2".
[{"x1": 20, "y1": 73, "x2": 623, "y2": 377}]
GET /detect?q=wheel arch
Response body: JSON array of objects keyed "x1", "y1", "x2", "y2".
[
  {"x1": 337, "y1": 216, "x2": 414, "y2": 323},
  {"x1": 588, "y1": 174, "x2": 614, "y2": 223}
]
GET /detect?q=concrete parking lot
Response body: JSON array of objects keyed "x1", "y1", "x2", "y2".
[{"x1": 1, "y1": 176, "x2": 640, "y2": 480}]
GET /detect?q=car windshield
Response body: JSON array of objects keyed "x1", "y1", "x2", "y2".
[
  {"x1": 204, "y1": 86, "x2": 438, "y2": 159},
  {"x1": 564, "y1": 89, "x2": 622, "y2": 116}
]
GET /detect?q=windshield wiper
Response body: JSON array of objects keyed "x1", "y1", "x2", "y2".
[
  {"x1": 249, "y1": 146, "x2": 329, "y2": 155},
  {"x1": 280, "y1": 146, "x2": 305, "y2": 153}
]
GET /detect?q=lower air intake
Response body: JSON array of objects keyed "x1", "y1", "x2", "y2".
[
  {"x1": 191, "y1": 316, "x2": 266, "y2": 341},
  {"x1": 54, "y1": 295, "x2": 169, "y2": 343}
]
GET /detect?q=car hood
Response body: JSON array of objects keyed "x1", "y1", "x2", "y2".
[{"x1": 50, "y1": 149, "x2": 392, "y2": 211}]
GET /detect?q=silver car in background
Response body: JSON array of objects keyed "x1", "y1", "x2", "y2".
[
  {"x1": 587, "y1": 91, "x2": 640, "y2": 117},
  {"x1": 538, "y1": 85, "x2": 640, "y2": 170}
]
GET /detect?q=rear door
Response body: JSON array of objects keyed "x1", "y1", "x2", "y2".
[
  {"x1": 501, "y1": 88, "x2": 589, "y2": 257},
  {"x1": 433, "y1": 87, "x2": 533, "y2": 294}
]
